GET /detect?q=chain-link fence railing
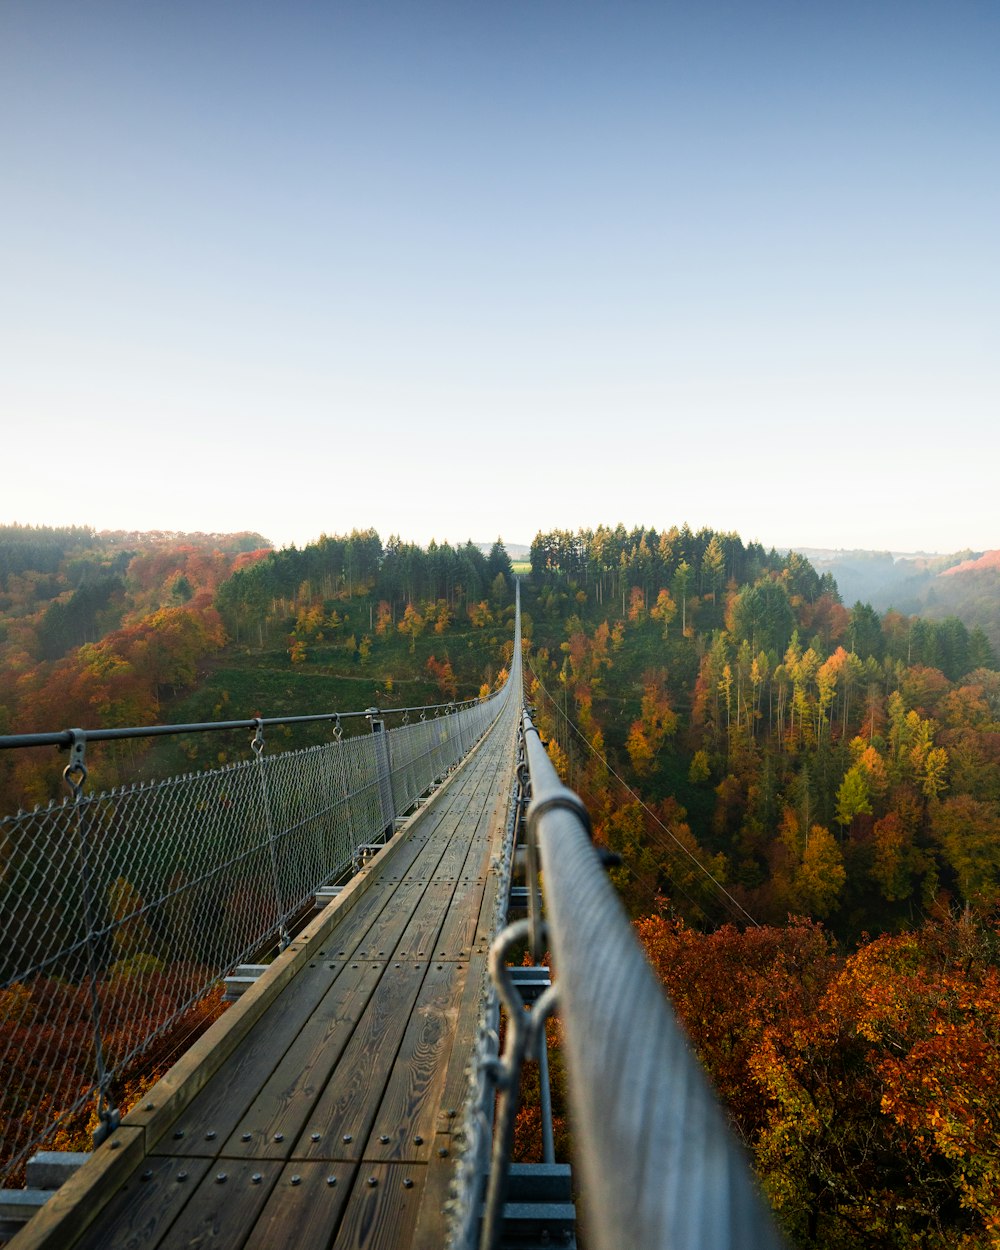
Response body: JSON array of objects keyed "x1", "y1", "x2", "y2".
[{"x1": 0, "y1": 689, "x2": 508, "y2": 1186}]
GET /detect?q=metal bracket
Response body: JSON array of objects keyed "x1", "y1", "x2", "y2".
[
  {"x1": 481, "y1": 918, "x2": 560, "y2": 1250},
  {"x1": 92, "y1": 1106, "x2": 121, "y2": 1149},
  {"x1": 62, "y1": 729, "x2": 89, "y2": 798},
  {"x1": 250, "y1": 718, "x2": 265, "y2": 756}
]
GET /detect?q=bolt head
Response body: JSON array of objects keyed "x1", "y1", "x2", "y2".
[
  {"x1": 215, "y1": 1172, "x2": 227, "y2": 1184},
  {"x1": 343, "y1": 1133, "x2": 353, "y2": 1143},
  {"x1": 274, "y1": 1132, "x2": 284, "y2": 1142}
]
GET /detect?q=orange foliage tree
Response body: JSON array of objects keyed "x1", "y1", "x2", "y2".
[{"x1": 637, "y1": 910, "x2": 1000, "y2": 1248}]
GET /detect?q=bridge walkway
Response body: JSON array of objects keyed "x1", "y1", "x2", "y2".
[{"x1": 14, "y1": 696, "x2": 520, "y2": 1250}]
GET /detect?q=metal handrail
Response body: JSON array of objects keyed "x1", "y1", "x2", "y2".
[
  {"x1": 0, "y1": 696, "x2": 486, "y2": 752},
  {"x1": 521, "y1": 710, "x2": 787, "y2": 1250}
]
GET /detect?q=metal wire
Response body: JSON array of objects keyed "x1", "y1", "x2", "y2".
[
  {"x1": 520, "y1": 711, "x2": 788, "y2": 1250},
  {"x1": 0, "y1": 689, "x2": 506, "y2": 1185}
]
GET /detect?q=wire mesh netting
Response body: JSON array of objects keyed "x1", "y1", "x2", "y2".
[{"x1": 0, "y1": 693, "x2": 505, "y2": 1185}]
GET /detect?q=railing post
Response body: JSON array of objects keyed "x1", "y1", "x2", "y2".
[
  {"x1": 250, "y1": 718, "x2": 289, "y2": 952},
  {"x1": 63, "y1": 730, "x2": 120, "y2": 1147},
  {"x1": 366, "y1": 708, "x2": 396, "y2": 838},
  {"x1": 450, "y1": 701, "x2": 466, "y2": 759}
]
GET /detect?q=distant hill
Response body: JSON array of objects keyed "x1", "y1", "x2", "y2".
[
  {"x1": 800, "y1": 545, "x2": 1000, "y2": 653},
  {"x1": 940, "y1": 549, "x2": 1000, "y2": 577},
  {"x1": 475, "y1": 541, "x2": 530, "y2": 560}
]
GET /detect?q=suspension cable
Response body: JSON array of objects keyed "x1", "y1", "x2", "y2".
[{"x1": 527, "y1": 660, "x2": 760, "y2": 928}]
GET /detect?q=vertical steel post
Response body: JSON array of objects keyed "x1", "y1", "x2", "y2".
[
  {"x1": 367, "y1": 708, "x2": 396, "y2": 838},
  {"x1": 64, "y1": 731, "x2": 120, "y2": 1146}
]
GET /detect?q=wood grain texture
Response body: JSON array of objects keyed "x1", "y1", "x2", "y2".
[
  {"x1": 391, "y1": 880, "x2": 456, "y2": 960},
  {"x1": 437, "y1": 954, "x2": 491, "y2": 1133},
  {"x1": 158, "y1": 961, "x2": 346, "y2": 1158},
  {"x1": 220, "y1": 960, "x2": 385, "y2": 1161},
  {"x1": 409, "y1": 1149, "x2": 461, "y2": 1250},
  {"x1": 142, "y1": 1158, "x2": 282, "y2": 1250},
  {"x1": 292, "y1": 962, "x2": 428, "y2": 1163},
  {"x1": 433, "y1": 876, "x2": 487, "y2": 958},
  {"x1": 240, "y1": 1162, "x2": 356, "y2": 1250},
  {"x1": 71, "y1": 1155, "x2": 215, "y2": 1250},
  {"x1": 345, "y1": 880, "x2": 428, "y2": 960},
  {"x1": 334, "y1": 1163, "x2": 427, "y2": 1250},
  {"x1": 361, "y1": 961, "x2": 468, "y2": 1163}
]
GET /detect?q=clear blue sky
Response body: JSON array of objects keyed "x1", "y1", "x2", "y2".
[{"x1": 2, "y1": 1, "x2": 997, "y2": 555}]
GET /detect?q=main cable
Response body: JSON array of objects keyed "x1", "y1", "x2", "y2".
[{"x1": 527, "y1": 659, "x2": 760, "y2": 928}]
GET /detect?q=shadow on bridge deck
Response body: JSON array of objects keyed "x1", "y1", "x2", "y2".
[{"x1": 11, "y1": 704, "x2": 519, "y2": 1250}]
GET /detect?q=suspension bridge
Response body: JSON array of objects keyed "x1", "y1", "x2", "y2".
[{"x1": 0, "y1": 592, "x2": 785, "y2": 1250}]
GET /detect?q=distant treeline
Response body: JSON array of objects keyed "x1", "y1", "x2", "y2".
[{"x1": 215, "y1": 530, "x2": 513, "y2": 643}]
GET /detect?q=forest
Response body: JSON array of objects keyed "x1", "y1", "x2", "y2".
[
  {"x1": 0, "y1": 525, "x2": 515, "y2": 810},
  {"x1": 2, "y1": 521, "x2": 999, "y2": 1246}
]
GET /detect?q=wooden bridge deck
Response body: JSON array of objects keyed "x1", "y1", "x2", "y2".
[{"x1": 14, "y1": 706, "x2": 519, "y2": 1250}]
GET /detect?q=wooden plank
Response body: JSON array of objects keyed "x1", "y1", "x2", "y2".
[
  {"x1": 69, "y1": 1155, "x2": 214, "y2": 1250},
  {"x1": 344, "y1": 879, "x2": 429, "y2": 960},
  {"x1": 159, "y1": 961, "x2": 348, "y2": 1157},
  {"x1": 334, "y1": 1163, "x2": 427, "y2": 1250},
  {"x1": 240, "y1": 1161, "x2": 357, "y2": 1250},
  {"x1": 362, "y1": 961, "x2": 469, "y2": 1164},
  {"x1": 473, "y1": 874, "x2": 502, "y2": 956},
  {"x1": 6, "y1": 1128, "x2": 145, "y2": 1250},
  {"x1": 291, "y1": 962, "x2": 428, "y2": 1163},
  {"x1": 436, "y1": 955, "x2": 491, "y2": 1131},
  {"x1": 307, "y1": 872, "x2": 404, "y2": 959},
  {"x1": 220, "y1": 960, "x2": 385, "y2": 1161},
  {"x1": 432, "y1": 826, "x2": 483, "y2": 880},
  {"x1": 433, "y1": 876, "x2": 487, "y2": 959},
  {"x1": 400, "y1": 822, "x2": 458, "y2": 882},
  {"x1": 142, "y1": 1158, "x2": 282, "y2": 1250},
  {"x1": 410, "y1": 1151, "x2": 461, "y2": 1250},
  {"x1": 391, "y1": 880, "x2": 457, "y2": 960},
  {"x1": 448, "y1": 827, "x2": 492, "y2": 882}
]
